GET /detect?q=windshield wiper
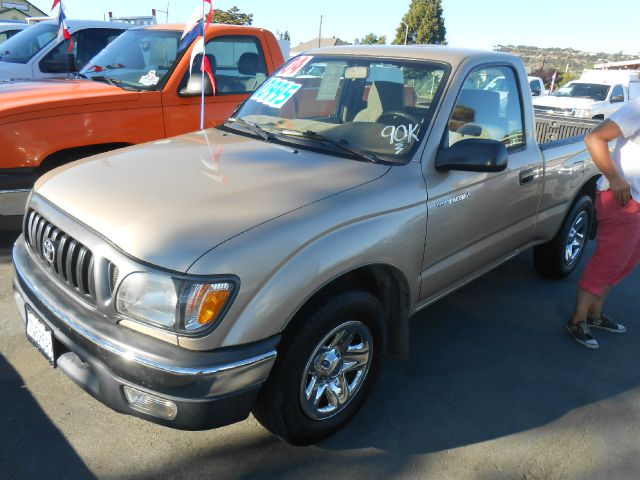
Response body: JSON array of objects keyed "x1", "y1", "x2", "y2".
[
  {"x1": 276, "y1": 129, "x2": 379, "y2": 163},
  {"x1": 224, "y1": 117, "x2": 273, "y2": 141},
  {"x1": 90, "y1": 76, "x2": 139, "y2": 91}
]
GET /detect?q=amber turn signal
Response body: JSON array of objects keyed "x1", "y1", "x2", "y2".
[{"x1": 184, "y1": 283, "x2": 233, "y2": 331}]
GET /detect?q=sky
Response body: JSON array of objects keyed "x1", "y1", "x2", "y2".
[{"x1": 30, "y1": 0, "x2": 640, "y2": 55}]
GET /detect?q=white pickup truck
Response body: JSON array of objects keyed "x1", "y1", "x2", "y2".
[
  {"x1": 533, "y1": 69, "x2": 640, "y2": 119},
  {"x1": 13, "y1": 46, "x2": 600, "y2": 445},
  {"x1": 0, "y1": 19, "x2": 129, "y2": 81}
]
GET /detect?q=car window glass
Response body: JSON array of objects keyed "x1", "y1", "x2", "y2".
[
  {"x1": 611, "y1": 84, "x2": 624, "y2": 100},
  {"x1": 203, "y1": 35, "x2": 268, "y2": 94},
  {"x1": 233, "y1": 55, "x2": 447, "y2": 163},
  {"x1": 40, "y1": 28, "x2": 125, "y2": 73},
  {"x1": 0, "y1": 22, "x2": 56, "y2": 64},
  {"x1": 447, "y1": 66, "x2": 524, "y2": 150},
  {"x1": 80, "y1": 29, "x2": 181, "y2": 91}
]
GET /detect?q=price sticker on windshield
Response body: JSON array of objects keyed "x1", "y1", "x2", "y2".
[
  {"x1": 252, "y1": 77, "x2": 302, "y2": 109},
  {"x1": 277, "y1": 55, "x2": 313, "y2": 77}
]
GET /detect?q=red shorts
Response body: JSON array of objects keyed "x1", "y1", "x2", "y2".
[{"x1": 579, "y1": 190, "x2": 640, "y2": 296}]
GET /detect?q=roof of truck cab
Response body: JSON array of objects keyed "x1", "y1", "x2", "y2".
[
  {"x1": 143, "y1": 23, "x2": 264, "y2": 32},
  {"x1": 302, "y1": 45, "x2": 519, "y2": 65},
  {"x1": 38, "y1": 19, "x2": 132, "y2": 30}
]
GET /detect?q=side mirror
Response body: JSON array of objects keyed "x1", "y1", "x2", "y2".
[
  {"x1": 40, "y1": 53, "x2": 77, "y2": 73},
  {"x1": 531, "y1": 88, "x2": 541, "y2": 96},
  {"x1": 179, "y1": 73, "x2": 215, "y2": 97},
  {"x1": 610, "y1": 95, "x2": 624, "y2": 103},
  {"x1": 436, "y1": 138, "x2": 508, "y2": 172}
]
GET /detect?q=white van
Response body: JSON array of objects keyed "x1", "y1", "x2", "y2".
[
  {"x1": 0, "y1": 20, "x2": 130, "y2": 82},
  {"x1": 533, "y1": 69, "x2": 640, "y2": 119}
]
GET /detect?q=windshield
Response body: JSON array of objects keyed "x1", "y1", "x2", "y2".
[
  {"x1": 0, "y1": 22, "x2": 56, "y2": 64},
  {"x1": 553, "y1": 82, "x2": 610, "y2": 101},
  {"x1": 80, "y1": 29, "x2": 182, "y2": 91},
  {"x1": 228, "y1": 55, "x2": 447, "y2": 163}
]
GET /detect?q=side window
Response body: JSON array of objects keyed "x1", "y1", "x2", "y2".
[
  {"x1": 610, "y1": 85, "x2": 624, "y2": 103},
  {"x1": 204, "y1": 35, "x2": 268, "y2": 94},
  {"x1": 529, "y1": 79, "x2": 542, "y2": 96},
  {"x1": 40, "y1": 28, "x2": 124, "y2": 73},
  {"x1": 447, "y1": 66, "x2": 524, "y2": 150}
]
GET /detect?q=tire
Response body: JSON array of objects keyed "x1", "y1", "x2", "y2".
[
  {"x1": 534, "y1": 195, "x2": 594, "y2": 278},
  {"x1": 252, "y1": 290, "x2": 385, "y2": 445}
]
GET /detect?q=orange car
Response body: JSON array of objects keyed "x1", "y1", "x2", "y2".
[{"x1": 0, "y1": 23, "x2": 285, "y2": 224}]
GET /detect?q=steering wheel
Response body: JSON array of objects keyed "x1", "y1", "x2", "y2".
[{"x1": 376, "y1": 110, "x2": 420, "y2": 127}]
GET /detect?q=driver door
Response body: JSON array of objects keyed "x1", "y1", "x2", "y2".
[
  {"x1": 419, "y1": 65, "x2": 543, "y2": 303},
  {"x1": 162, "y1": 33, "x2": 272, "y2": 137}
]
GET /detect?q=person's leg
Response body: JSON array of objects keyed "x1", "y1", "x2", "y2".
[
  {"x1": 571, "y1": 287, "x2": 600, "y2": 325},
  {"x1": 587, "y1": 285, "x2": 613, "y2": 320}
]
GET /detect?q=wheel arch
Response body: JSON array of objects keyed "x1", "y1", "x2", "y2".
[
  {"x1": 283, "y1": 264, "x2": 412, "y2": 359},
  {"x1": 577, "y1": 174, "x2": 600, "y2": 238}
]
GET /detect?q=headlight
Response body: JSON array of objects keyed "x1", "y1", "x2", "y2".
[
  {"x1": 116, "y1": 272, "x2": 235, "y2": 334},
  {"x1": 572, "y1": 108, "x2": 591, "y2": 118}
]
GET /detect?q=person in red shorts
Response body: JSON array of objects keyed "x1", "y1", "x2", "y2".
[{"x1": 567, "y1": 98, "x2": 640, "y2": 349}]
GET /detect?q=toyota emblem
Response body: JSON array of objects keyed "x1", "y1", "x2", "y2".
[{"x1": 42, "y1": 239, "x2": 56, "y2": 265}]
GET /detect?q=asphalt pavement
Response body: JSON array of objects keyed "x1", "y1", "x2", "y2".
[{"x1": 1, "y1": 229, "x2": 640, "y2": 480}]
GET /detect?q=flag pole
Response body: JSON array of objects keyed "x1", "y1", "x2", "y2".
[{"x1": 200, "y1": 0, "x2": 206, "y2": 130}]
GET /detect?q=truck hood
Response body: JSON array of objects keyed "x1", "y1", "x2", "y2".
[
  {"x1": 0, "y1": 61, "x2": 32, "y2": 82},
  {"x1": 532, "y1": 96, "x2": 597, "y2": 109},
  {"x1": 0, "y1": 78, "x2": 138, "y2": 120},
  {"x1": 34, "y1": 129, "x2": 391, "y2": 272}
]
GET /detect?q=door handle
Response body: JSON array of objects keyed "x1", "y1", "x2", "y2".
[{"x1": 519, "y1": 168, "x2": 535, "y2": 185}]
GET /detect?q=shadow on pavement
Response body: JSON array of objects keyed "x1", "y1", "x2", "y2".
[
  {"x1": 115, "y1": 247, "x2": 640, "y2": 479},
  {"x1": 0, "y1": 230, "x2": 20, "y2": 265},
  {"x1": 0, "y1": 354, "x2": 95, "y2": 479}
]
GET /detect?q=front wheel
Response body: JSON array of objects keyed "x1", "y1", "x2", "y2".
[
  {"x1": 534, "y1": 195, "x2": 594, "y2": 278},
  {"x1": 252, "y1": 290, "x2": 385, "y2": 445}
]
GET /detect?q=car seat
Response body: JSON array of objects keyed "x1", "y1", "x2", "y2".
[{"x1": 353, "y1": 81, "x2": 405, "y2": 122}]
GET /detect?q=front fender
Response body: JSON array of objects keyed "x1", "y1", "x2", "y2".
[{"x1": 181, "y1": 164, "x2": 428, "y2": 350}]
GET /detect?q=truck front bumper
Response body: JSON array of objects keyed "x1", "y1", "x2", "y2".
[{"x1": 12, "y1": 238, "x2": 279, "y2": 430}]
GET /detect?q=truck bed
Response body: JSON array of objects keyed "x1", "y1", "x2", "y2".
[{"x1": 535, "y1": 114, "x2": 601, "y2": 147}]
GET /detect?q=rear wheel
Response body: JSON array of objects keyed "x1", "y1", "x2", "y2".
[
  {"x1": 534, "y1": 195, "x2": 594, "y2": 278},
  {"x1": 253, "y1": 290, "x2": 385, "y2": 445}
]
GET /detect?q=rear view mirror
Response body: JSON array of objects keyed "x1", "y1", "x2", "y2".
[
  {"x1": 436, "y1": 138, "x2": 508, "y2": 172},
  {"x1": 179, "y1": 73, "x2": 215, "y2": 97},
  {"x1": 610, "y1": 95, "x2": 624, "y2": 103}
]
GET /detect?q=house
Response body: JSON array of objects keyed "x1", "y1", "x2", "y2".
[
  {"x1": 594, "y1": 58, "x2": 640, "y2": 70},
  {"x1": 0, "y1": 0, "x2": 45, "y2": 22},
  {"x1": 290, "y1": 36, "x2": 350, "y2": 57}
]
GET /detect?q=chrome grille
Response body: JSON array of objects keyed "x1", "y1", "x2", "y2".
[
  {"x1": 533, "y1": 105, "x2": 573, "y2": 115},
  {"x1": 24, "y1": 209, "x2": 96, "y2": 300}
]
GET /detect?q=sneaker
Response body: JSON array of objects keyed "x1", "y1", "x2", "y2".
[
  {"x1": 565, "y1": 320, "x2": 599, "y2": 349},
  {"x1": 587, "y1": 313, "x2": 627, "y2": 333}
]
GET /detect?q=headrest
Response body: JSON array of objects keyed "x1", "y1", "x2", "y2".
[
  {"x1": 192, "y1": 53, "x2": 217, "y2": 74},
  {"x1": 368, "y1": 81, "x2": 404, "y2": 110},
  {"x1": 238, "y1": 52, "x2": 259, "y2": 76}
]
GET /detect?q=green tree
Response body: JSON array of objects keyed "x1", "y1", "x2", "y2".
[
  {"x1": 393, "y1": 0, "x2": 446, "y2": 45},
  {"x1": 213, "y1": 6, "x2": 253, "y2": 25},
  {"x1": 355, "y1": 33, "x2": 387, "y2": 45}
]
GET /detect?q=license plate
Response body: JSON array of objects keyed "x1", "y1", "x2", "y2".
[{"x1": 25, "y1": 306, "x2": 56, "y2": 367}]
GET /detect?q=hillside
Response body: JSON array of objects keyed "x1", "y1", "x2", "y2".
[{"x1": 496, "y1": 45, "x2": 639, "y2": 75}]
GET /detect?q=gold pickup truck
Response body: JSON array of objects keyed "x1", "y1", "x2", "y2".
[{"x1": 12, "y1": 46, "x2": 600, "y2": 445}]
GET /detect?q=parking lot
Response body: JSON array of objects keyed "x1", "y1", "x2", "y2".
[{"x1": 2, "y1": 228, "x2": 640, "y2": 480}]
